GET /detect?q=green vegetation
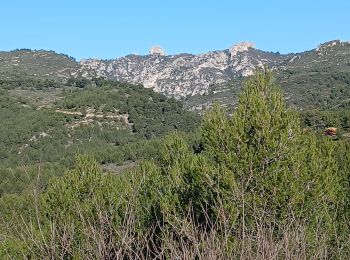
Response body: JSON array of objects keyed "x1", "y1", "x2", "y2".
[
  {"x1": 279, "y1": 70, "x2": 350, "y2": 109},
  {"x1": 1, "y1": 70, "x2": 349, "y2": 258},
  {"x1": 186, "y1": 71, "x2": 350, "y2": 112},
  {"x1": 57, "y1": 81, "x2": 200, "y2": 139},
  {"x1": 0, "y1": 49, "x2": 81, "y2": 80}
]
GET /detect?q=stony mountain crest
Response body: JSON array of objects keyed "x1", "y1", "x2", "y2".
[{"x1": 80, "y1": 42, "x2": 287, "y2": 98}]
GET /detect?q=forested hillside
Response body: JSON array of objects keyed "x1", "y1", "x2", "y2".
[{"x1": 0, "y1": 77, "x2": 200, "y2": 198}]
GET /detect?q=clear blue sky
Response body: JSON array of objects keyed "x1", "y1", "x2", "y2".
[{"x1": 1, "y1": 0, "x2": 349, "y2": 60}]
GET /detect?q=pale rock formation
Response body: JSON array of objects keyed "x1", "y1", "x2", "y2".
[
  {"x1": 80, "y1": 42, "x2": 286, "y2": 98},
  {"x1": 149, "y1": 46, "x2": 166, "y2": 56},
  {"x1": 230, "y1": 42, "x2": 256, "y2": 58}
]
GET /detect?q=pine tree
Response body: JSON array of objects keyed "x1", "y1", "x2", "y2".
[{"x1": 202, "y1": 69, "x2": 344, "y2": 238}]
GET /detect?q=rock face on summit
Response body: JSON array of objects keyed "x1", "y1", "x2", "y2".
[
  {"x1": 149, "y1": 46, "x2": 166, "y2": 56},
  {"x1": 80, "y1": 42, "x2": 288, "y2": 98},
  {"x1": 230, "y1": 42, "x2": 255, "y2": 57}
]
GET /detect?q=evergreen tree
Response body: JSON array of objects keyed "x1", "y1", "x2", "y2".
[{"x1": 202, "y1": 69, "x2": 344, "y2": 238}]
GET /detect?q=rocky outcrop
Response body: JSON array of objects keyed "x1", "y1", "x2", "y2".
[
  {"x1": 229, "y1": 42, "x2": 255, "y2": 57},
  {"x1": 80, "y1": 42, "x2": 288, "y2": 98},
  {"x1": 149, "y1": 46, "x2": 166, "y2": 56},
  {"x1": 315, "y1": 40, "x2": 350, "y2": 56}
]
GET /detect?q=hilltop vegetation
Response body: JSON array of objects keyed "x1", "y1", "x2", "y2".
[
  {"x1": 1, "y1": 70, "x2": 350, "y2": 258},
  {"x1": 0, "y1": 49, "x2": 83, "y2": 80}
]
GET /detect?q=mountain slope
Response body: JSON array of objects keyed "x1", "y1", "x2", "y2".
[
  {"x1": 1, "y1": 40, "x2": 350, "y2": 111},
  {"x1": 185, "y1": 40, "x2": 350, "y2": 111},
  {"x1": 0, "y1": 49, "x2": 88, "y2": 80}
]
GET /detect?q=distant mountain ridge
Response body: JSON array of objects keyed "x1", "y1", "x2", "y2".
[
  {"x1": 1, "y1": 40, "x2": 350, "y2": 108},
  {"x1": 80, "y1": 42, "x2": 289, "y2": 97}
]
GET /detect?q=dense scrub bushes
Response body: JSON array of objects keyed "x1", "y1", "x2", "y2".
[
  {"x1": 1, "y1": 70, "x2": 350, "y2": 258},
  {"x1": 57, "y1": 82, "x2": 200, "y2": 139},
  {"x1": 0, "y1": 79, "x2": 200, "y2": 168}
]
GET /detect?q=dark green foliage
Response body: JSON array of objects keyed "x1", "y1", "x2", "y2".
[
  {"x1": 301, "y1": 107, "x2": 350, "y2": 134},
  {"x1": 0, "y1": 90, "x2": 66, "y2": 165},
  {"x1": 0, "y1": 78, "x2": 62, "y2": 90},
  {"x1": 66, "y1": 78, "x2": 90, "y2": 88},
  {"x1": 140, "y1": 70, "x2": 345, "y2": 239},
  {"x1": 139, "y1": 71, "x2": 348, "y2": 256},
  {"x1": 57, "y1": 82, "x2": 200, "y2": 138},
  {"x1": 42, "y1": 155, "x2": 126, "y2": 229},
  {"x1": 186, "y1": 70, "x2": 350, "y2": 113},
  {"x1": 0, "y1": 49, "x2": 81, "y2": 80},
  {"x1": 15, "y1": 155, "x2": 135, "y2": 258},
  {"x1": 0, "y1": 78, "x2": 200, "y2": 168}
]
